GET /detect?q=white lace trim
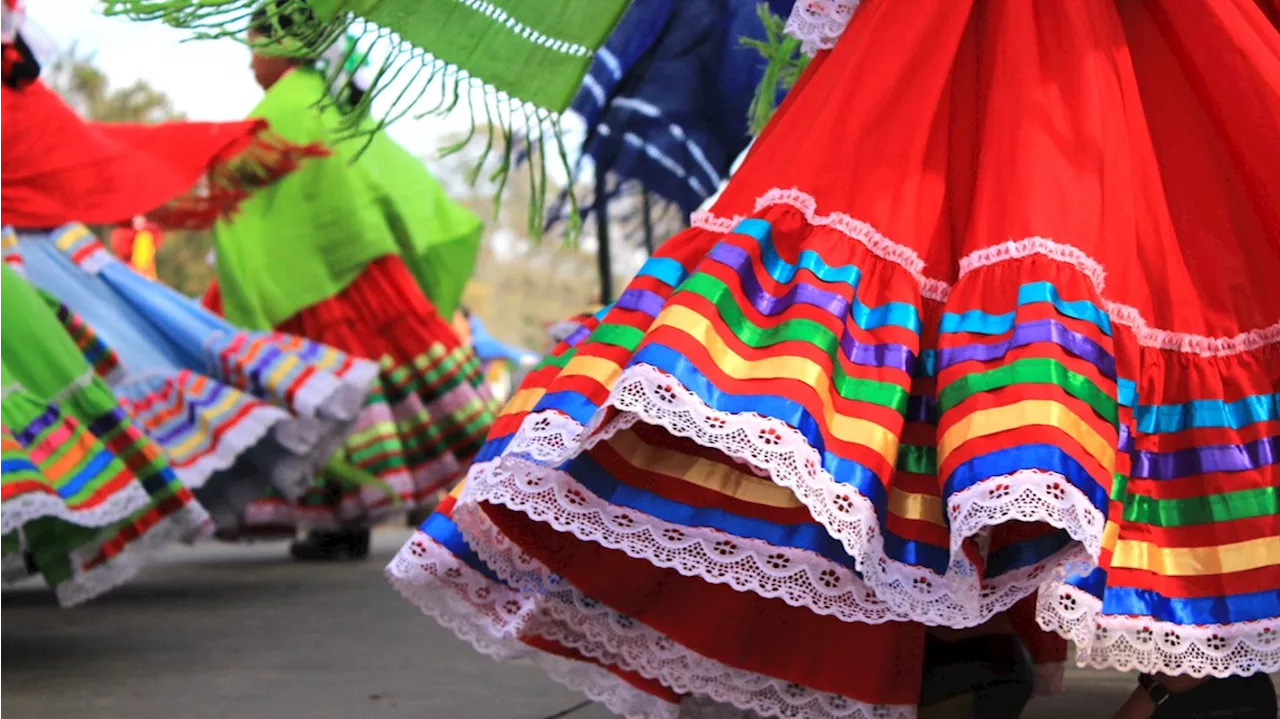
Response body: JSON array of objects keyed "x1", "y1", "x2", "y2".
[
  {"x1": 385, "y1": 532, "x2": 678, "y2": 719},
  {"x1": 959, "y1": 237, "x2": 1280, "y2": 357},
  {"x1": 538, "y1": 655, "x2": 682, "y2": 719},
  {"x1": 2, "y1": 549, "x2": 30, "y2": 585},
  {"x1": 691, "y1": 189, "x2": 1279, "y2": 356},
  {"x1": 1036, "y1": 582, "x2": 1280, "y2": 678},
  {"x1": 56, "y1": 502, "x2": 213, "y2": 607},
  {"x1": 119, "y1": 375, "x2": 356, "y2": 501},
  {"x1": 958, "y1": 237, "x2": 1107, "y2": 292},
  {"x1": 692, "y1": 188, "x2": 945, "y2": 302},
  {"x1": 946, "y1": 468, "x2": 1102, "y2": 575},
  {"x1": 464, "y1": 514, "x2": 917, "y2": 719},
  {"x1": 160, "y1": 401, "x2": 290, "y2": 492},
  {"x1": 1, "y1": 482, "x2": 153, "y2": 536},
  {"x1": 463, "y1": 457, "x2": 905, "y2": 624},
  {"x1": 49, "y1": 368, "x2": 98, "y2": 405},
  {"x1": 476, "y1": 363, "x2": 1103, "y2": 627},
  {"x1": 784, "y1": 1, "x2": 860, "y2": 55},
  {"x1": 389, "y1": 527, "x2": 915, "y2": 719}
]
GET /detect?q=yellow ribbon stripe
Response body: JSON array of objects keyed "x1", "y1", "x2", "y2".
[
  {"x1": 651, "y1": 305, "x2": 900, "y2": 464},
  {"x1": 889, "y1": 487, "x2": 945, "y2": 525},
  {"x1": 1111, "y1": 535, "x2": 1280, "y2": 576},
  {"x1": 55, "y1": 225, "x2": 94, "y2": 251},
  {"x1": 938, "y1": 399, "x2": 1115, "y2": 473},
  {"x1": 170, "y1": 390, "x2": 242, "y2": 456},
  {"x1": 608, "y1": 428, "x2": 804, "y2": 508}
]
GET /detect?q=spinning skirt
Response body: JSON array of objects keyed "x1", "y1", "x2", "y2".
[
  {"x1": 390, "y1": 0, "x2": 1280, "y2": 716},
  {"x1": 239, "y1": 255, "x2": 499, "y2": 531},
  {"x1": 1, "y1": 263, "x2": 211, "y2": 606},
  {"x1": 5, "y1": 225, "x2": 378, "y2": 533}
]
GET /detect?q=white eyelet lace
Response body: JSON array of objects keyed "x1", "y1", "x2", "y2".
[
  {"x1": 1037, "y1": 582, "x2": 1280, "y2": 678},
  {"x1": 784, "y1": 1, "x2": 861, "y2": 55},
  {"x1": 1, "y1": 483, "x2": 152, "y2": 537},
  {"x1": 388, "y1": 526, "x2": 916, "y2": 719},
  {"x1": 470, "y1": 362, "x2": 1104, "y2": 628}
]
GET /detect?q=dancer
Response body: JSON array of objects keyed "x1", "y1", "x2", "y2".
[
  {"x1": 109, "y1": 217, "x2": 164, "y2": 280},
  {"x1": 2, "y1": 20, "x2": 379, "y2": 547},
  {"x1": 388, "y1": 1, "x2": 1280, "y2": 717},
  {"x1": 205, "y1": 5, "x2": 497, "y2": 560}
]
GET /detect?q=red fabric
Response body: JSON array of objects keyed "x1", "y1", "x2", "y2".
[
  {"x1": 202, "y1": 280, "x2": 223, "y2": 316},
  {"x1": 108, "y1": 220, "x2": 163, "y2": 276},
  {"x1": 275, "y1": 254, "x2": 464, "y2": 363},
  {"x1": 435, "y1": 0, "x2": 1280, "y2": 706},
  {"x1": 485, "y1": 501, "x2": 926, "y2": 705},
  {"x1": 0, "y1": 79, "x2": 326, "y2": 229},
  {"x1": 1008, "y1": 594, "x2": 1068, "y2": 667},
  {"x1": 710, "y1": 0, "x2": 1280, "y2": 338}
]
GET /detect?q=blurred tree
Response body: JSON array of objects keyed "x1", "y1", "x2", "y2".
[
  {"x1": 46, "y1": 46, "x2": 215, "y2": 298},
  {"x1": 47, "y1": 44, "x2": 185, "y2": 122}
]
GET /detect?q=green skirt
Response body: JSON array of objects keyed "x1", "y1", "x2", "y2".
[{"x1": 1, "y1": 264, "x2": 210, "y2": 606}]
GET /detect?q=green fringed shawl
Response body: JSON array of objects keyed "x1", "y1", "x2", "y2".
[
  {"x1": 339, "y1": 0, "x2": 628, "y2": 114},
  {"x1": 106, "y1": 0, "x2": 626, "y2": 113},
  {"x1": 212, "y1": 68, "x2": 483, "y2": 329},
  {"x1": 104, "y1": 0, "x2": 633, "y2": 236}
]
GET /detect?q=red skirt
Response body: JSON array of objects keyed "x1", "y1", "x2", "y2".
[
  {"x1": 391, "y1": 0, "x2": 1280, "y2": 715},
  {"x1": 241, "y1": 255, "x2": 496, "y2": 529}
]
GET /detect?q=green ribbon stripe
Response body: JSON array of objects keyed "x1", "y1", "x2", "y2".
[
  {"x1": 1112, "y1": 473, "x2": 1280, "y2": 528},
  {"x1": 939, "y1": 358, "x2": 1119, "y2": 425}
]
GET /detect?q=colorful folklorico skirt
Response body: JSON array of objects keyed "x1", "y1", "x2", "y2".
[
  {"x1": 3, "y1": 224, "x2": 379, "y2": 537},
  {"x1": 388, "y1": 1, "x2": 1280, "y2": 717},
  {"x1": 235, "y1": 255, "x2": 500, "y2": 532},
  {"x1": 1, "y1": 262, "x2": 212, "y2": 606}
]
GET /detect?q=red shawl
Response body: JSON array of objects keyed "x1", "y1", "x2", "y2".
[{"x1": 1, "y1": 79, "x2": 326, "y2": 230}]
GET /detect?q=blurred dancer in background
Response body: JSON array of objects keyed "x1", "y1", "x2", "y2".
[{"x1": 204, "y1": 5, "x2": 497, "y2": 560}]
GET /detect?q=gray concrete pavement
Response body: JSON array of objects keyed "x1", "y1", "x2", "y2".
[{"x1": 0, "y1": 529, "x2": 1177, "y2": 719}]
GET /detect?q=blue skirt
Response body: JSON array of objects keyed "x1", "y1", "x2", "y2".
[{"x1": 5, "y1": 224, "x2": 379, "y2": 532}]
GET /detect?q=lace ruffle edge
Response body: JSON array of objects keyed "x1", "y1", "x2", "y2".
[
  {"x1": 783, "y1": 1, "x2": 860, "y2": 55},
  {"x1": 389, "y1": 526, "x2": 914, "y2": 719},
  {"x1": 1, "y1": 482, "x2": 153, "y2": 537},
  {"x1": 472, "y1": 363, "x2": 1103, "y2": 628},
  {"x1": 55, "y1": 501, "x2": 213, "y2": 607},
  {"x1": 1036, "y1": 582, "x2": 1280, "y2": 678}
]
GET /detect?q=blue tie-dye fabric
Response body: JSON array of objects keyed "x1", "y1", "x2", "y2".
[{"x1": 568, "y1": 0, "x2": 796, "y2": 217}]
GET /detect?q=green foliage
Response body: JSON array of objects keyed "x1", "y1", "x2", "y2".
[
  {"x1": 47, "y1": 44, "x2": 186, "y2": 122},
  {"x1": 740, "y1": 3, "x2": 810, "y2": 136}
]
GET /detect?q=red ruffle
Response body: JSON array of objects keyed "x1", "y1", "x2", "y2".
[{"x1": 275, "y1": 254, "x2": 464, "y2": 363}]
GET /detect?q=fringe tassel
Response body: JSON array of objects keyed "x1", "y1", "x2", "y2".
[
  {"x1": 147, "y1": 128, "x2": 329, "y2": 230},
  {"x1": 103, "y1": 0, "x2": 582, "y2": 241},
  {"x1": 741, "y1": 2, "x2": 810, "y2": 137}
]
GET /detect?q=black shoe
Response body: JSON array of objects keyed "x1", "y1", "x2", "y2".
[
  {"x1": 918, "y1": 632, "x2": 1034, "y2": 719},
  {"x1": 289, "y1": 529, "x2": 372, "y2": 561},
  {"x1": 1142, "y1": 673, "x2": 1277, "y2": 718}
]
